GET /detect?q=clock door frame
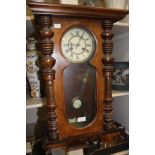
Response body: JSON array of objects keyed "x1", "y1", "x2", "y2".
[{"x1": 53, "y1": 17, "x2": 105, "y2": 140}]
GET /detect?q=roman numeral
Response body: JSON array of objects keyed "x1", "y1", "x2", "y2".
[
  {"x1": 82, "y1": 53, "x2": 86, "y2": 57},
  {"x1": 85, "y1": 38, "x2": 89, "y2": 41},
  {"x1": 76, "y1": 31, "x2": 79, "y2": 36},
  {"x1": 86, "y1": 44, "x2": 91, "y2": 47},
  {"x1": 63, "y1": 44, "x2": 69, "y2": 47},
  {"x1": 70, "y1": 32, "x2": 74, "y2": 37},
  {"x1": 85, "y1": 49, "x2": 90, "y2": 53},
  {"x1": 81, "y1": 32, "x2": 85, "y2": 38}
]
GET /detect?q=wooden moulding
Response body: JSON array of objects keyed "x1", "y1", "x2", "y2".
[{"x1": 28, "y1": 2, "x2": 128, "y2": 22}]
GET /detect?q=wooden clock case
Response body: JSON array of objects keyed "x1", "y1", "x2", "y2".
[
  {"x1": 50, "y1": 17, "x2": 105, "y2": 139},
  {"x1": 28, "y1": 1, "x2": 129, "y2": 154}
]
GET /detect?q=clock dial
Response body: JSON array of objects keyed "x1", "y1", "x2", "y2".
[{"x1": 61, "y1": 27, "x2": 96, "y2": 63}]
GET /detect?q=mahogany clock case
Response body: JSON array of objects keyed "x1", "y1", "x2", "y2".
[{"x1": 51, "y1": 17, "x2": 105, "y2": 140}]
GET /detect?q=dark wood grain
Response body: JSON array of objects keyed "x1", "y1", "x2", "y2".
[
  {"x1": 101, "y1": 20, "x2": 114, "y2": 130},
  {"x1": 38, "y1": 15, "x2": 59, "y2": 142}
]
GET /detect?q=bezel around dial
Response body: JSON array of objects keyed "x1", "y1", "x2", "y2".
[{"x1": 60, "y1": 26, "x2": 96, "y2": 63}]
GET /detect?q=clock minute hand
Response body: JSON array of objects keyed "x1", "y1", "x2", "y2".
[
  {"x1": 75, "y1": 38, "x2": 82, "y2": 49},
  {"x1": 76, "y1": 32, "x2": 85, "y2": 49}
]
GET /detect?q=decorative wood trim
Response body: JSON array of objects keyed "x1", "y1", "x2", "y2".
[
  {"x1": 102, "y1": 20, "x2": 114, "y2": 130},
  {"x1": 28, "y1": 2, "x2": 128, "y2": 22},
  {"x1": 37, "y1": 15, "x2": 59, "y2": 142}
]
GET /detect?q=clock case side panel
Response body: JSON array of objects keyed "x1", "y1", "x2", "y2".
[{"x1": 53, "y1": 17, "x2": 105, "y2": 140}]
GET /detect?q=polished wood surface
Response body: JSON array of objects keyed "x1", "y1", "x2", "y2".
[
  {"x1": 52, "y1": 17, "x2": 104, "y2": 139},
  {"x1": 28, "y1": 1, "x2": 128, "y2": 21},
  {"x1": 27, "y1": 1, "x2": 129, "y2": 154},
  {"x1": 101, "y1": 20, "x2": 114, "y2": 129},
  {"x1": 37, "y1": 15, "x2": 59, "y2": 142}
]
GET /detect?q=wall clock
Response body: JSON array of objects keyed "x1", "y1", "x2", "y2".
[{"x1": 28, "y1": 2, "x2": 129, "y2": 154}]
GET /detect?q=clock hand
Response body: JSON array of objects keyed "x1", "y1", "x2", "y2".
[
  {"x1": 76, "y1": 38, "x2": 82, "y2": 49},
  {"x1": 68, "y1": 46, "x2": 73, "y2": 51},
  {"x1": 69, "y1": 42, "x2": 75, "y2": 51},
  {"x1": 76, "y1": 32, "x2": 84, "y2": 49},
  {"x1": 69, "y1": 42, "x2": 76, "y2": 47}
]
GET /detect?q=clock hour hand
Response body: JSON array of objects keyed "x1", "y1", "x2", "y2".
[
  {"x1": 68, "y1": 42, "x2": 75, "y2": 51},
  {"x1": 76, "y1": 38, "x2": 82, "y2": 49},
  {"x1": 69, "y1": 42, "x2": 77, "y2": 48}
]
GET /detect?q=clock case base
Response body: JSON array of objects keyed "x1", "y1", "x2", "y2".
[{"x1": 33, "y1": 122, "x2": 128, "y2": 155}]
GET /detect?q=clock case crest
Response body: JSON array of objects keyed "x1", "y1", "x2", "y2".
[{"x1": 28, "y1": 2, "x2": 129, "y2": 154}]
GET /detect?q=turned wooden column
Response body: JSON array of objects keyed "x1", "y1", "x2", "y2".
[
  {"x1": 37, "y1": 15, "x2": 59, "y2": 142},
  {"x1": 102, "y1": 20, "x2": 114, "y2": 130}
]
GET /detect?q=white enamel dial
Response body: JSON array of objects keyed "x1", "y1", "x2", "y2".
[{"x1": 61, "y1": 27, "x2": 96, "y2": 63}]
